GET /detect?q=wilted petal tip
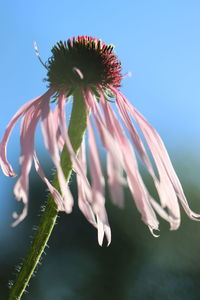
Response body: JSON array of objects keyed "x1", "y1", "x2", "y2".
[{"x1": 148, "y1": 226, "x2": 160, "y2": 238}]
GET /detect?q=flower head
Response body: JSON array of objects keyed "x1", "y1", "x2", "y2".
[
  {"x1": 46, "y1": 36, "x2": 122, "y2": 89},
  {"x1": 1, "y1": 36, "x2": 199, "y2": 245}
]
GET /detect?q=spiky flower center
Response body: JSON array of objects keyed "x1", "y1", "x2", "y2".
[{"x1": 46, "y1": 36, "x2": 122, "y2": 90}]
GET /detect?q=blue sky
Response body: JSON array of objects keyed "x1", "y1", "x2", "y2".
[
  {"x1": 0, "y1": 1, "x2": 200, "y2": 226},
  {"x1": 0, "y1": 1, "x2": 200, "y2": 147}
]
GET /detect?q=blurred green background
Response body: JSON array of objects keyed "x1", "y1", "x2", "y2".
[{"x1": 1, "y1": 154, "x2": 200, "y2": 300}]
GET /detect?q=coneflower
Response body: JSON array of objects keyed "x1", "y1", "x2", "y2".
[{"x1": 1, "y1": 36, "x2": 199, "y2": 247}]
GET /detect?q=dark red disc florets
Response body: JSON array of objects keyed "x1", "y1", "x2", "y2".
[{"x1": 46, "y1": 36, "x2": 122, "y2": 90}]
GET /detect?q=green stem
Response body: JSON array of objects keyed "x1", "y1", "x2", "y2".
[{"x1": 8, "y1": 89, "x2": 87, "y2": 300}]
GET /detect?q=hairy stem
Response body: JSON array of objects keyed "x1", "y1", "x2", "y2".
[{"x1": 8, "y1": 89, "x2": 87, "y2": 300}]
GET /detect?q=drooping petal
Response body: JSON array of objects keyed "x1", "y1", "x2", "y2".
[
  {"x1": 12, "y1": 101, "x2": 42, "y2": 226},
  {"x1": 0, "y1": 88, "x2": 54, "y2": 177},
  {"x1": 132, "y1": 106, "x2": 200, "y2": 219},
  {"x1": 116, "y1": 96, "x2": 154, "y2": 175},
  {"x1": 120, "y1": 92, "x2": 200, "y2": 221},
  {"x1": 150, "y1": 197, "x2": 178, "y2": 226},
  {"x1": 88, "y1": 118, "x2": 105, "y2": 193},
  {"x1": 115, "y1": 92, "x2": 181, "y2": 229},
  {"x1": 33, "y1": 152, "x2": 66, "y2": 211},
  {"x1": 108, "y1": 85, "x2": 200, "y2": 224},
  {"x1": 88, "y1": 117, "x2": 111, "y2": 246},
  {"x1": 98, "y1": 88, "x2": 126, "y2": 208},
  {"x1": 77, "y1": 137, "x2": 111, "y2": 246},
  {"x1": 100, "y1": 96, "x2": 160, "y2": 232},
  {"x1": 85, "y1": 88, "x2": 159, "y2": 232},
  {"x1": 86, "y1": 92, "x2": 125, "y2": 209},
  {"x1": 41, "y1": 97, "x2": 73, "y2": 213},
  {"x1": 82, "y1": 88, "x2": 97, "y2": 113},
  {"x1": 53, "y1": 105, "x2": 65, "y2": 152},
  {"x1": 77, "y1": 140, "x2": 97, "y2": 227},
  {"x1": 106, "y1": 152, "x2": 125, "y2": 208},
  {"x1": 93, "y1": 113, "x2": 126, "y2": 210}
]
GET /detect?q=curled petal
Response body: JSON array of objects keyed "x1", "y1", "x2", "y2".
[
  {"x1": 93, "y1": 192, "x2": 111, "y2": 246},
  {"x1": 96, "y1": 215, "x2": 105, "y2": 246},
  {"x1": 115, "y1": 93, "x2": 181, "y2": 227},
  {"x1": 12, "y1": 102, "x2": 42, "y2": 226},
  {"x1": 12, "y1": 202, "x2": 28, "y2": 227},
  {"x1": 0, "y1": 88, "x2": 54, "y2": 177},
  {"x1": 124, "y1": 97, "x2": 200, "y2": 220},
  {"x1": 150, "y1": 198, "x2": 179, "y2": 230},
  {"x1": 148, "y1": 226, "x2": 160, "y2": 238},
  {"x1": 108, "y1": 85, "x2": 199, "y2": 227},
  {"x1": 96, "y1": 214, "x2": 111, "y2": 246}
]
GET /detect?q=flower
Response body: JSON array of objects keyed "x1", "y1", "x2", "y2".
[{"x1": 0, "y1": 36, "x2": 199, "y2": 245}]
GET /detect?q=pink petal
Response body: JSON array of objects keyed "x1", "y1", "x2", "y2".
[
  {"x1": 115, "y1": 93, "x2": 180, "y2": 229},
  {"x1": 0, "y1": 88, "x2": 54, "y2": 177},
  {"x1": 150, "y1": 197, "x2": 179, "y2": 230},
  {"x1": 86, "y1": 94, "x2": 125, "y2": 209},
  {"x1": 85, "y1": 88, "x2": 159, "y2": 232},
  {"x1": 77, "y1": 140, "x2": 97, "y2": 227},
  {"x1": 88, "y1": 117, "x2": 111, "y2": 245},
  {"x1": 106, "y1": 152, "x2": 125, "y2": 208},
  {"x1": 98, "y1": 89, "x2": 126, "y2": 207},
  {"x1": 108, "y1": 85, "x2": 200, "y2": 224},
  {"x1": 33, "y1": 152, "x2": 67, "y2": 211},
  {"x1": 88, "y1": 118, "x2": 105, "y2": 193},
  {"x1": 124, "y1": 96, "x2": 200, "y2": 220},
  {"x1": 100, "y1": 96, "x2": 160, "y2": 232},
  {"x1": 96, "y1": 215, "x2": 105, "y2": 246},
  {"x1": 116, "y1": 97, "x2": 154, "y2": 175},
  {"x1": 12, "y1": 102, "x2": 42, "y2": 226},
  {"x1": 82, "y1": 88, "x2": 96, "y2": 113},
  {"x1": 41, "y1": 97, "x2": 73, "y2": 213},
  {"x1": 53, "y1": 105, "x2": 65, "y2": 152}
]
